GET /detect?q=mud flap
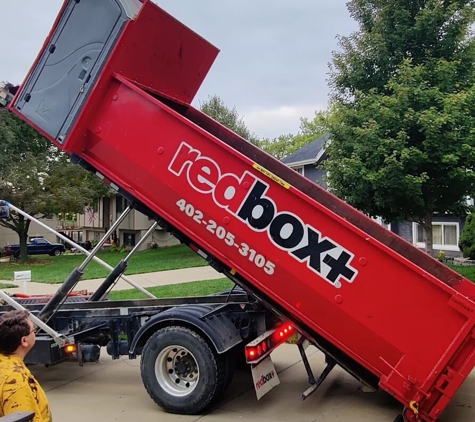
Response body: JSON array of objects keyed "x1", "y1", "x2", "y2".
[{"x1": 251, "y1": 355, "x2": 280, "y2": 400}]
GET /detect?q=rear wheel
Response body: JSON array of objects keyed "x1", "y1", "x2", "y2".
[
  {"x1": 141, "y1": 326, "x2": 225, "y2": 414},
  {"x1": 211, "y1": 349, "x2": 236, "y2": 404}
]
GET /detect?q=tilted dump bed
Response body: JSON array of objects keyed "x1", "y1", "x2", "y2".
[{"x1": 10, "y1": 0, "x2": 475, "y2": 420}]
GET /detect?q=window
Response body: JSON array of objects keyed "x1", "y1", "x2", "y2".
[
  {"x1": 413, "y1": 222, "x2": 459, "y2": 251},
  {"x1": 123, "y1": 232, "x2": 136, "y2": 247},
  {"x1": 293, "y1": 166, "x2": 304, "y2": 176},
  {"x1": 116, "y1": 196, "x2": 127, "y2": 218}
]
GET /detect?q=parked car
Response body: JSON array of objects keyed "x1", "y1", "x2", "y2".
[{"x1": 5, "y1": 238, "x2": 66, "y2": 258}]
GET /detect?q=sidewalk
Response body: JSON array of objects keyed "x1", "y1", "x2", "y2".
[{"x1": 0, "y1": 266, "x2": 223, "y2": 296}]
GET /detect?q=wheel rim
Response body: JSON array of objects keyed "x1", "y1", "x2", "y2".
[
  {"x1": 55, "y1": 250, "x2": 60, "y2": 256},
  {"x1": 155, "y1": 345, "x2": 200, "y2": 397}
]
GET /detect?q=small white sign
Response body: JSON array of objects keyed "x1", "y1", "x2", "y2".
[
  {"x1": 251, "y1": 356, "x2": 280, "y2": 400},
  {"x1": 14, "y1": 270, "x2": 31, "y2": 282}
]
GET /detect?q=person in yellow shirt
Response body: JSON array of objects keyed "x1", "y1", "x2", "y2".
[{"x1": 0, "y1": 310, "x2": 52, "y2": 421}]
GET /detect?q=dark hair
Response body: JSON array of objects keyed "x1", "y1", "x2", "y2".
[{"x1": 0, "y1": 310, "x2": 31, "y2": 354}]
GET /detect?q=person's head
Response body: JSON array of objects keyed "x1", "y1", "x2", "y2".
[{"x1": 0, "y1": 310, "x2": 36, "y2": 357}]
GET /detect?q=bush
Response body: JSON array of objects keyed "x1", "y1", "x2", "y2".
[{"x1": 459, "y1": 213, "x2": 475, "y2": 259}]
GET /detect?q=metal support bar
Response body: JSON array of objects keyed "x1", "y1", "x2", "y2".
[
  {"x1": 124, "y1": 222, "x2": 158, "y2": 262},
  {"x1": 78, "y1": 206, "x2": 133, "y2": 271},
  {"x1": 37, "y1": 206, "x2": 136, "y2": 321},
  {"x1": 0, "y1": 290, "x2": 69, "y2": 347},
  {"x1": 2, "y1": 201, "x2": 155, "y2": 299},
  {"x1": 298, "y1": 336, "x2": 316, "y2": 384},
  {"x1": 89, "y1": 261, "x2": 127, "y2": 302},
  {"x1": 300, "y1": 358, "x2": 336, "y2": 401},
  {"x1": 90, "y1": 222, "x2": 159, "y2": 302}
]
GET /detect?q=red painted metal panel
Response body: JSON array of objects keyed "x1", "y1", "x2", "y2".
[{"x1": 111, "y1": 0, "x2": 219, "y2": 104}]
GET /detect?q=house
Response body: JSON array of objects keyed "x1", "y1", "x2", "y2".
[
  {"x1": 281, "y1": 133, "x2": 466, "y2": 257},
  {"x1": 0, "y1": 216, "x2": 61, "y2": 248},
  {"x1": 68, "y1": 194, "x2": 179, "y2": 251},
  {"x1": 0, "y1": 196, "x2": 178, "y2": 253},
  {"x1": 281, "y1": 133, "x2": 330, "y2": 187},
  {"x1": 0, "y1": 82, "x2": 17, "y2": 108}
]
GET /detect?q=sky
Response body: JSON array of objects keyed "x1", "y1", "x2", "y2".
[{"x1": 1, "y1": 0, "x2": 357, "y2": 139}]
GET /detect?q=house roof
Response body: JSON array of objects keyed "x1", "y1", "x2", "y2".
[{"x1": 281, "y1": 133, "x2": 330, "y2": 166}]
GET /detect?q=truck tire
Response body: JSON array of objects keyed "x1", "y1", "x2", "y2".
[
  {"x1": 210, "y1": 349, "x2": 236, "y2": 405},
  {"x1": 221, "y1": 349, "x2": 236, "y2": 391},
  {"x1": 141, "y1": 326, "x2": 225, "y2": 415}
]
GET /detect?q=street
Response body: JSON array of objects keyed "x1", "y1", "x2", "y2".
[{"x1": 31, "y1": 344, "x2": 474, "y2": 422}]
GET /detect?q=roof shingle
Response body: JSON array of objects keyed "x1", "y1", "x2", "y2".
[{"x1": 281, "y1": 133, "x2": 330, "y2": 165}]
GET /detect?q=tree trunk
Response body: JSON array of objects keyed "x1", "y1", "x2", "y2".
[
  {"x1": 17, "y1": 215, "x2": 31, "y2": 261},
  {"x1": 423, "y1": 211, "x2": 434, "y2": 256}
]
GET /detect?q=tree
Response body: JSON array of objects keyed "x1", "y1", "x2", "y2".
[
  {"x1": 324, "y1": 0, "x2": 475, "y2": 255},
  {"x1": 0, "y1": 109, "x2": 109, "y2": 260},
  {"x1": 199, "y1": 94, "x2": 260, "y2": 145},
  {"x1": 459, "y1": 213, "x2": 475, "y2": 259},
  {"x1": 259, "y1": 110, "x2": 331, "y2": 160}
]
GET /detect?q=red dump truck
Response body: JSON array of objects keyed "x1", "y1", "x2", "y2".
[{"x1": 4, "y1": 0, "x2": 475, "y2": 421}]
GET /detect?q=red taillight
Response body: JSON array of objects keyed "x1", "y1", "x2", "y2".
[
  {"x1": 245, "y1": 323, "x2": 296, "y2": 364},
  {"x1": 276, "y1": 324, "x2": 293, "y2": 340}
]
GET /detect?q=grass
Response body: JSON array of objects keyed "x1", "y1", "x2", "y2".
[
  {"x1": 447, "y1": 264, "x2": 475, "y2": 281},
  {"x1": 0, "y1": 245, "x2": 207, "y2": 284},
  {"x1": 108, "y1": 278, "x2": 234, "y2": 300},
  {"x1": 0, "y1": 283, "x2": 16, "y2": 289}
]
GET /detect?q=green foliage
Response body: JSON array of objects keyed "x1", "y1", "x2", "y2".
[
  {"x1": 459, "y1": 214, "x2": 475, "y2": 259},
  {"x1": 259, "y1": 110, "x2": 330, "y2": 160},
  {"x1": 0, "y1": 109, "x2": 110, "y2": 260},
  {"x1": 199, "y1": 94, "x2": 260, "y2": 145},
  {"x1": 0, "y1": 108, "x2": 53, "y2": 168},
  {"x1": 436, "y1": 250, "x2": 448, "y2": 262},
  {"x1": 324, "y1": 0, "x2": 475, "y2": 254}
]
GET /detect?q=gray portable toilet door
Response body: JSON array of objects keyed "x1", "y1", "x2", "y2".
[{"x1": 15, "y1": 0, "x2": 127, "y2": 143}]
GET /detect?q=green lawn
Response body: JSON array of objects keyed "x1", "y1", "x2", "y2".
[
  {"x1": 0, "y1": 283, "x2": 16, "y2": 289},
  {"x1": 0, "y1": 245, "x2": 207, "y2": 284},
  {"x1": 447, "y1": 264, "x2": 475, "y2": 281},
  {"x1": 108, "y1": 278, "x2": 234, "y2": 300}
]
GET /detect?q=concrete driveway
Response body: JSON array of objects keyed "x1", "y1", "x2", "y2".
[{"x1": 30, "y1": 344, "x2": 474, "y2": 422}]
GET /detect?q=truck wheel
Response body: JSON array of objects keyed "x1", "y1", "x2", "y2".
[
  {"x1": 141, "y1": 326, "x2": 223, "y2": 415},
  {"x1": 211, "y1": 349, "x2": 236, "y2": 404},
  {"x1": 222, "y1": 349, "x2": 237, "y2": 391}
]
